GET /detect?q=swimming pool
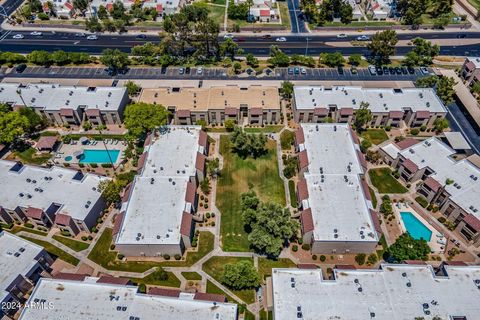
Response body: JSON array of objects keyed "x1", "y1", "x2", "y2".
[
  {"x1": 400, "y1": 211, "x2": 432, "y2": 241},
  {"x1": 78, "y1": 149, "x2": 120, "y2": 164}
]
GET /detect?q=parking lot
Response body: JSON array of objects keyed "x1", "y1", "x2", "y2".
[{"x1": 6, "y1": 66, "x2": 429, "y2": 82}]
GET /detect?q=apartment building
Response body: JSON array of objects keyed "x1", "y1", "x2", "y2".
[
  {"x1": 460, "y1": 56, "x2": 480, "y2": 86},
  {"x1": 294, "y1": 123, "x2": 380, "y2": 254},
  {"x1": 293, "y1": 86, "x2": 447, "y2": 128},
  {"x1": 236, "y1": 0, "x2": 279, "y2": 23},
  {"x1": 0, "y1": 232, "x2": 53, "y2": 318},
  {"x1": 269, "y1": 263, "x2": 480, "y2": 319},
  {"x1": 380, "y1": 137, "x2": 480, "y2": 247},
  {"x1": 115, "y1": 126, "x2": 208, "y2": 257},
  {"x1": 139, "y1": 85, "x2": 281, "y2": 126},
  {"x1": 366, "y1": 0, "x2": 394, "y2": 20},
  {"x1": 19, "y1": 277, "x2": 237, "y2": 320},
  {"x1": 0, "y1": 160, "x2": 108, "y2": 235},
  {"x1": 0, "y1": 83, "x2": 129, "y2": 126},
  {"x1": 90, "y1": 0, "x2": 183, "y2": 17}
]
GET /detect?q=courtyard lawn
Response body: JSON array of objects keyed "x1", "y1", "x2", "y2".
[
  {"x1": 288, "y1": 180, "x2": 298, "y2": 208},
  {"x1": 360, "y1": 129, "x2": 389, "y2": 145},
  {"x1": 217, "y1": 136, "x2": 286, "y2": 252},
  {"x1": 131, "y1": 268, "x2": 181, "y2": 288},
  {"x1": 203, "y1": 256, "x2": 256, "y2": 304},
  {"x1": 467, "y1": 0, "x2": 480, "y2": 9},
  {"x1": 88, "y1": 229, "x2": 214, "y2": 272},
  {"x1": 20, "y1": 236, "x2": 79, "y2": 266},
  {"x1": 207, "y1": 4, "x2": 226, "y2": 25},
  {"x1": 258, "y1": 258, "x2": 296, "y2": 280},
  {"x1": 368, "y1": 168, "x2": 408, "y2": 194},
  {"x1": 52, "y1": 235, "x2": 89, "y2": 252},
  {"x1": 9, "y1": 226, "x2": 48, "y2": 236},
  {"x1": 369, "y1": 186, "x2": 378, "y2": 209},
  {"x1": 280, "y1": 130, "x2": 295, "y2": 150},
  {"x1": 14, "y1": 147, "x2": 52, "y2": 165},
  {"x1": 244, "y1": 125, "x2": 284, "y2": 133},
  {"x1": 181, "y1": 272, "x2": 202, "y2": 281}
]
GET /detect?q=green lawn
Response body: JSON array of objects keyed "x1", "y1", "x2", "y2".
[
  {"x1": 361, "y1": 129, "x2": 389, "y2": 145},
  {"x1": 14, "y1": 147, "x2": 52, "y2": 165},
  {"x1": 217, "y1": 136, "x2": 286, "y2": 252},
  {"x1": 207, "y1": 4, "x2": 226, "y2": 25},
  {"x1": 244, "y1": 125, "x2": 284, "y2": 133},
  {"x1": 19, "y1": 236, "x2": 79, "y2": 266},
  {"x1": 203, "y1": 256, "x2": 256, "y2": 304},
  {"x1": 368, "y1": 168, "x2": 408, "y2": 194},
  {"x1": 288, "y1": 180, "x2": 298, "y2": 208},
  {"x1": 131, "y1": 268, "x2": 181, "y2": 288},
  {"x1": 9, "y1": 226, "x2": 48, "y2": 236},
  {"x1": 324, "y1": 20, "x2": 397, "y2": 27},
  {"x1": 52, "y1": 235, "x2": 89, "y2": 252},
  {"x1": 181, "y1": 272, "x2": 202, "y2": 281},
  {"x1": 368, "y1": 186, "x2": 378, "y2": 209},
  {"x1": 467, "y1": 0, "x2": 480, "y2": 9},
  {"x1": 260, "y1": 310, "x2": 273, "y2": 320},
  {"x1": 280, "y1": 130, "x2": 295, "y2": 150},
  {"x1": 258, "y1": 258, "x2": 296, "y2": 280},
  {"x1": 88, "y1": 229, "x2": 214, "y2": 272},
  {"x1": 278, "y1": 2, "x2": 291, "y2": 29}
]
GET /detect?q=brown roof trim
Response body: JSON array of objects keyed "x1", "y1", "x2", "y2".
[
  {"x1": 180, "y1": 211, "x2": 193, "y2": 236},
  {"x1": 250, "y1": 108, "x2": 263, "y2": 116},
  {"x1": 369, "y1": 209, "x2": 382, "y2": 234},
  {"x1": 361, "y1": 179, "x2": 372, "y2": 201},
  {"x1": 463, "y1": 214, "x2": 480, "y2": 232},
  {"x1": 144, "y1": 133, "x2": 153, "y2": 147},
  {"x1": 121, "y1": 182, "x2": 133, "y2": 203},
  {"x1": 298, "y1": 150, "x2": 309, "y2": 169},
  {"x1": 300, "y1": 208, "x2": 314, "y2": 233},
  {"x1": 149, "y1": 287, "x2": 181, "y2": 297},
  {"x1": 36, "y1": 136, "x2": 57, "y2": 150},
  {"x1": 137, "y1": 152, "x2": 148, "y2": 171},
  {"x1": 54, "y1": 213, "x2": 71, "y2": 226},
  {"x1": 335, "y1": 265, "x2": 357, "y2": 270},
  {"x1": 85, "y1": 109, "x2": 101, "y2": 117},
  {"x1": 295, "y1": 127, "x2": 305, "y2": 145},
  {"x1": 198, "y1": 131, "x2": 208, "y2": 148},
  {"x1": 59, "y1": 108, "x2": 74, "y2": 116},
  {"x1": 194, "y1": 292, "x2": 227, "y2": 303},
  {"x1": 96, "y1": 276, "x2": 130, "y2": 285},
  {"x1": 340, "y1": 108, "x2": 354, "y2": 116},
  {"x1": 224, "y1": 107, "x2": 237, "y2": 116},
  {"x1": 313, "y1": 107, "x2": 328, "y2": 116},
  {"x1": 349, "y1": 127, "x2": 360, "y2": 145},
  {"x1": 53, "y1": 273, "x2": 87, "y2": 281},
  {"x1": 443, "y1": 261, "x2": 468, "y2": 266},
  {"x1": 26, "y1": 207, "x2": 44, "y2": 219},
  {"x1": 195, "y1": 152, "x2": 206, "y2": 172},
  {"x1": 388, "y1": 110, "x2": 404, "y2": 119},
  {"x1": 297, "y1": 179, "x2": 309, "y2": 201},
  {"x1": 176, "y1": 109, "x2": 191, "y2": 118},
  {"x1": 402, "y1": 260, "x2": 427, "y2": 265},
  {"x1": 403, "y1": 158, "x2": 419, "y2": 173},
  {"x1": 424, "y1": 177, "x2": 442, "y2": 193},
  {"x1": 416, "y1": 111, "x2": 431, "y2": 119},
  {"x1": 185, "y1": 181, "x2": 197, "y2": 204},
  {"x1": 356, "y1": 150, "x2": 367, "y2": 169},
  {"x1": 112, "y1": 211, "x2": 125, "y2": 236},
  {"x1": 297, "y1": 264, "x2": 317, "y2": 269},
  {"x1": 395, "y1": 138, "x2": 419, "y2": 150}
]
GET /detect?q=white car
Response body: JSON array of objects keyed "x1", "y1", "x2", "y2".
[
  {"x1": 86, "y1": 35, "x2": 98, "y2": 40},
  {"x1": 337, "y1": 33, "x2": 347, "y2": 38},
  {"x1": 197, "y1": 67, "x2": 203, "y2": 75},
  {"x1": 223, "y1": 33, "x2": 234, "y2": 39},
  {"x1": 275, "y1": 37, "x2": 287, "y2": 42},
  {"x1": 300, "y1": 67, "x2": 306, "y2": 74},
  {"x1": 30, "y1": 31, "x2": 42, "y2": 36},
  {"x1": 12, "y1": 34, "x2": 24, "y2": 39},
  {"x1": 356, "y1": 35, "x2": 370, "y2": 41},
  {"x1": 75, "y1": 33, "x2": 86, "y2": 37}
]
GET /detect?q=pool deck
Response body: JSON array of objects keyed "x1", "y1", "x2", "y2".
[
  {"x1": 394, "y1": 203, "x2": 445, "y2": 253},
  {"x1": 53, "y1": 139, "x2": 126, "y2": 165}
]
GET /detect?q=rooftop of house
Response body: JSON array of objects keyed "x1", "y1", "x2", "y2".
[
  {"x1": 293, "y1": 86, "x2": 447, "y2": 114},
  {"x1": 0, "y1": 83, "x2": 126, "y2": 112},
  {"x1": 19, "y1": 277, "x2": 237, "y2": 320},
  {"x1": 116, "y1": 126, "x2": 203, "y2": 246},
  {"x1": 381, "y1": 137, "x2": 480, "y2": 217},
  {"x1": 90, "y1": 0, "x2": 180, "y2": 9},
  {"x1": 272, "y1": 264, "x2": 480, "y2": 320},
  {"x1": 298, "y1": 124, "x2": 376, "y2": 242},
  {"x1": 0, "y1": 160, "x2": 108, "y2": 221},
  {"x1": 139, "y1": 85, "x2": 280, "y2": 112},
  {"x1": 467, "y1": 57, "x2": 480, "y2": 69},
  {"x1": 0, "y1": 232, "x2": 44, "y2": 303}
]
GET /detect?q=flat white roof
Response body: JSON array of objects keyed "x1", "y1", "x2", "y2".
[
  {"x1": 294, "y1": 86, "x2": 447, "y2": 114},
  {"x1": 383, "y1": 138, "x2": 480, "y2": 217},
  {"x1": 116, "y1": 126, "x2": 202, "y2": 246},
  {"x1": 20, "y1": 278, "x2": 237, "y2": 320},
  {"x1": 467, "y1": 56, "x2": 480, "y2": 68},
  {"x1": 0, "y1": 232, "x2": 43, "y2": 302},
  {"x1": 0, "y1": 160, "x2": 108, "y2": 221},
  {"x1": 272, "y1": 265, "x2": 480, "y2": 320},
  {"x1": 0, "y1": 83, "x2": 126, "y2": 112},
  {"x1": 443, "y1": 132, "x2": 471, "y2": 150},
  {"x1": 299, "y1": 124, "x2": 376, "y2": 242}
]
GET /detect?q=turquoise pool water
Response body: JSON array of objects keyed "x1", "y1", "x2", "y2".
[
  {"x1": 400, "y1": 211, "x2": 432, "y2": 241},
  {"x1": 64, "y1": 156, "x2": 73, "y2": 161},
  {"x1": 79, "y1": 149, "x2": 120, "y2": 164}
]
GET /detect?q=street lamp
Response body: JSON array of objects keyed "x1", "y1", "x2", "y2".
[{"x1": 305, "y1": 37, "x2": 311, "y2": 56}]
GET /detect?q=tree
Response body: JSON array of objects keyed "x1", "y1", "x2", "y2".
[
  {"x1": 227, "y1": 0, "x2": 249, "y2": 20},
  {"x1": 435, "y1": 76, "x2": 456, "y2": 105},
  {"x1": 404, "y1": 38, "x2": 439, "y2": 66},
  {"x1": 86, "y1": 17, "x2": 103, "y2": 32},
  {"x1": 18, "y1": 107, "x2": 45, "y2": 133},
  {"x1": 355, "y1": 253, "x2": 366, "y2": 265},
  {"x1": 97, "y1": 5, "x2": 109, "y2": 19},
  {"x1": 233, "y1": 61, "x2": 242, "y2": 74},
  {"x1": 432, "y1": 0, "x2": 453, "y2": 17},
  {"x1": 72, "y1": 0, "x2": 88, "y2": 14},
  {"x1": 224, "y1": 119, "x2": 236, "y2": 131},
  {"x1": 220, "y1": 38, "x2": 240, "y2": 59},
  {"x1": 433, "y1": 14, "x2": 450, "y2": 29},
  {"x1": 434, "y1": 118, "x2": 449, "y2": 133},
  {"x1": 367, "y1": 30, "x2": 398, "y2": 64},
  {"x1": 125, "y1": 81, "x2": 141, "y2": 96},
  {"x1": 280, "y1": 81, "x2": 294, "y2": 99},
  {"x1": 207, "y1": 158, "x2": 220, "y2": 178},
  {"x1": 98, "y1": 180, "x2": 122, "y2": 205},
  {"x1": 124, "y1": 102, "x2": 170, "y2": 137},
  {"x1": 222, "y1": 261, "x2": 259, "y2": 290},
  {"x1": 230, "y1": 127, "x2": 267, "y2": 158},
  {"x1": 319, "y1": 52, "x2": 345, "y2": 67},
  {"x1": 367, "y1": 253, "x2": 378, "y2": 265},
  {"x1": 471, "y1": 81, "x2": 480, "y2": 94},
  {"x1": 196, "y1": 119, "x2": 207, "y2": 130},
  {"x1": 348, "y1": 54, "x2": 362, "y2": 66},
  {"x1": 27, "y1": 50, "x2": 52, "y2": 66},
  {"x1": 416, "y1": 75, "x2": 438, "y2": 88},
  {"x1": 51, "y1": 50, "x2": 70, "y2": 65},
  {"x1": 360, "y1": 139, "x2": 372, "y2": 153},
  {"x1": 268, "y1": 45, "x2": 290, "y2": 67},
  {"x1": 354, "y1": 102, "x2": 372, "y2": 131},
  {"x1": 0, "y1": 111, "x2": 29, "y2": 144},
  {"x1": 100, "y1": 49, "x2": 129, "y2": 71},
  {"x1": 200, "y1": 177, "x2": 211, "y2": 194},
  {"x1": 246, "y1": 53, "x2": 258, "y2": 68},
  {"x1": 385, "y1": 233, "x2": 430, "y2": 262},
  {"x1": 339, "y1": 1, "x2": 353, "y2": 24}
]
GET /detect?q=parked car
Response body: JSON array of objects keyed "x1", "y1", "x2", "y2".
[
  {"x1": 376, "y1": 66, "x2": 383, "y2": 75},
  {"x1": 86, "y1": 35, "x2": 98, "y2": 40},
  {"x1": 337, "y1": 66, "x2": 344, "y2": 75},
  {"x1": 383, "y1": 66, "x2": 389, "y2": 75},
  {"x1": 300, "y1": 67, "x2": 307, "y2": 74},
  {"x1": 12, "y1": 34, "x2": 24, "y2": 39},
  {"x1": 294, "y1": 67, "x2": 300, "y2": 75},
  {"x1": 288, "y1": 68, "x2": 294, "y2": 75},
  {"x1": 30, "y1": 31, "x2": 42, "y2": 36},
  {"x1": 368, "y1": 65, "x2": 376, "y2": 75},
  {"x1": 179, "y1": 67, "x2": 185, "y2": 75},
  {"x1": 275, "y1": 37, "x2": 287, "y2": 42},
  {"x1": 407, "y1": 67, "x2": 415, "y2": 74},
  {"x1": 185, "y1": 67, "x2": 191, "y2": 74},
  {"x1": 350, "y1": 66, "x2": 358, "y2": 74},
  {"x1": 388, "y1": 67, "x2": 395, "y2": 74},
  {"x1": 15, "y1": 64, "x2": 27, "y2": 73},
  {"x1": 197, "y1": 67, "x2": 203, "y2": 75},
  {"x1": 401, "y1": 66, "x2": 408, "y2": 74},
  {"x1": 420, "y1": 66, "x2": 430, "y2": 75}
]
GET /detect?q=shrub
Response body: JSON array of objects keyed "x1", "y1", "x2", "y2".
[
  {"x1": 88, "y1": 235, "x2": 93, "y2": 240},
  {"x1": 61, "y1": 230, "x2": 71, "y2": 237},
  {"x1": 78, "y1": 163, "x2": 85, "y2": 168},
  {"x1": 97, "y1": 218, "x2": 103, "y2": 223},
  {"x1": 101, "y1": 163, "x2": 113, "y2": 168},
  {"x1": 138, "y1": 283, "x2": 146, "y2": 293},
  {"x1": 38, "y1": 12, "x2": 49, "y2": 20},
  {"x1": 25, "y1": 223, "x2": 34, "y2": 228},
  {"x1": 81, "y1": 236, "x2": 88, "y2": 241},
  {"x1": 91, "y1": 227, "x2": 98, "y2": 233},
  {"x1": 437, "y1": 217, "x2": 446, "y2": 223},
  {"x1": 292, "y1": 245, "x2": 298, "y2": 252},
  {"x1": 110, "y1": 244, "x2": 115, "y2": 250},
  {"x1": 367, "y1": 253, "x2": 378, "y2": 265},
  {"x1": 192, "y1": 240, "x2": 198, "y2": 247},
  {"x1": 312, "y1": 254, "x2": 317, "y2": 260},
  {"x1": 204, "y1": 204, "x2": 209, "y2": 209},
  {"x1": 205, "y1": 212, "x2": 211, "y2": 219},
  {"x1": 385, "y1": 125, "x2": 391, "y2": 132},
  {"x1": 355, "y1": 253, "x2": 366, "y2": 265},
  {"x1": 327, "y1": 268, "x2": 333, "y2": 274},
  {"x1": 200, "y1": 195, "x2": 205, "y2": 201},
  {"x1": 298, "y1": 238, "x2": 303, "y2": 245},
  {"x1": 174, "y1": 254, "x2": 181, "y2": 260},
  {"x1": 301, "y1": 243, "x2": 311, "y2": 251},
  {"x1": 211, "y1": 212, "x2": 215, "y2": 218},
  {"x1": 211, "y1": 221, "x2": 215, "y2": 226},
  {"x1": 420, "y1": 125, "x2": 427, "y2": 132},
  {"x1": 410, "y1": 128, "x2": 419, "y2": 136},
  {"x1": 90, "y1": 163, "x2": 98, "y2": 168},
  {"x1": 415, "y1": 196, "x2": 429, "y2": 208},
  {"x1": 163, "y1": 254, "x2": 170, "y2": 260},
  {"x1": 117, "y1": 254, "x2": 124, "y2": 260},
  {"x1": 320, "y1": 255, "x2": 326, "y2": 262}
]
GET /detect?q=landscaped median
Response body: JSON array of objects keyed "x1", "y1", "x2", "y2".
[{"x1": 368, "y1": 168, "x2": 408, "y2": 194}]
